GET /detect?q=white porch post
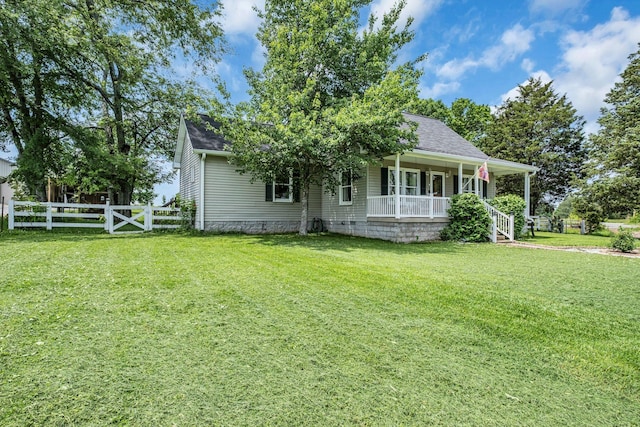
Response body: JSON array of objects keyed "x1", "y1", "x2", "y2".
[
  {"x1": 394, "y1": 153, "x2": 400, "y2": 219},
  {"x1": 524, "y1": 172, "x2": 531, "y2": 217},
  {"x1": 474, "y1": 165, "x2": 479, "y2": 196},
  {"x1": 458, "y1": 163, "x2": 463, "y2": 194},
  {"x1": 200, "y1": 153, "x2": 206, "y2": 230}
]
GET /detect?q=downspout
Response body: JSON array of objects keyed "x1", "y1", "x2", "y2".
[
  {"x1": 394, "y1": 153, "x2": 401, "y2": 219},
  {"x1": 200, "y1": 153, "x2": 206, "y2": 230},
  {"x1": 524, "y1": 169, "x2": 537, "y2": 218}
]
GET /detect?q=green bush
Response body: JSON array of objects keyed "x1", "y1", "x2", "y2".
[
  {"x1": 572, "y1": 196, "x2": 605, "y2": 234},
  {"x1": 441, "y1": 193, "x2": 492, "y2": 242},
  {"x1": 489, "y1": 194, "x2": 526, "y2": 239},
  {"x1": 610, "y1": 228, "x2": 636, "y2": 253},
  {"x1": 178, "y1": 198, "x2": 197, "y2": 230}
]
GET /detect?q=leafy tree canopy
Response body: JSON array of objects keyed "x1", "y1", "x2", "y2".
[
  {"x1": 409, "y1": 97, "x2": 492, "y2": 145},
  {"x1": 480, "y1": 77, "x2": 586, "y2": 215},
  {"x1": 0, "y1": 0, "x2": 224, "y2": 203},
  {"x1": 224, "y1": 0, "x2": 423, "y2": 235}
]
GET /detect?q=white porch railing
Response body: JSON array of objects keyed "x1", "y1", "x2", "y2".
[
  {"x1": 482, "y1": 200, "x2": 514, "y2": 242},
  {"x1": 367, "y1": 195, "x2": 450, "y2": 218}
]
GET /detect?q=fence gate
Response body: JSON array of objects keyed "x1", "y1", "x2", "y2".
[{"x1": 107, "y1": 205, "x2": 151, "y2": 233}]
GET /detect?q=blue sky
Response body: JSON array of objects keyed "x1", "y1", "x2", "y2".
[
  {"x1": 215, "y1": 0, "x2": 640, "y2": 134},
  {"x1": 154, "y1": 0, "x2": 640, "y2": 202}
]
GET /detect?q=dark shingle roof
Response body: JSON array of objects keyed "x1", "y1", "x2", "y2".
[
  {"x1": 184, "y1": 115, "x2": 229, "y2": 151},
  {"x1": 183, "y1": 113, "x2": 488, "y2": 160},
  {"x1": 402, "y1": 112, "x2": 488, "y2": 160}
]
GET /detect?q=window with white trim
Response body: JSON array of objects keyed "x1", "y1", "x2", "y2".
[
  {"x1": 339, "y1": 171, "x2": 353, "y2": 205},
  {"x1": 273, "y1": 174, "x2": 293, "y2": 202},
  {"x1": 389, "y1": 167, "x2": 420, "y2": 195},
  {"x1": 462, "y1": 174, "x2": 482, "y2": 197}
]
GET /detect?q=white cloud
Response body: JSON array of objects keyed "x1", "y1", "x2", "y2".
[
  {"x1": 420, "y1": 81, "x2": 461, "y2": 98},
  {"x1": 369, "y1": 0, "x2": 444, "y2": 29},
  {"x1": 436, "y1": 24, "x2": 535, "y2": 80},
  {"x1": 251, "y1": 43, "x2": 266, "y2": 68},
  {"x1": 494, "y1": 7, "x2": 640, "y2": 135},
  {"x1": 220, "y1": 0, "x2": 265, "y2": 36},
  {"x1": 552, "y1": 7, "x2": 640, "y2": 130},
  {"x1": 529, "y1": 0, "x2": 585, "y2": 16},
  {"x1": 521, "y1": 58, "x2": 535, "y2": 73}
]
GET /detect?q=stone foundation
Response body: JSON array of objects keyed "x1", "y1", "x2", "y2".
[
  {"x1": 202, "y1": 218, "x2": 448, "y2": 242},
  {"x1": 203, "y1": 220, "x2": 303, "y2": 234},
  {"x1": 325, "y1": 218, "x2": 449, "y2": 243}
]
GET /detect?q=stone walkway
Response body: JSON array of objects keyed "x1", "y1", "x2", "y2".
[{"x1": 504, "y1": 241, "x2": 640, "y2": 258}]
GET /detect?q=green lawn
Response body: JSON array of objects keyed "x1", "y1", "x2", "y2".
[
  {"x1": 522, "y1": 230, "x2": 616, "y2": 247},
  {"x1": 1, "y1": 232, "x2": 638, "y2": 425}
]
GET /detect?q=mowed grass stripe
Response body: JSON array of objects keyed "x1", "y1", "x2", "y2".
[{"x1": 0, "y1": 232, "x2": 638, "y2": 425}]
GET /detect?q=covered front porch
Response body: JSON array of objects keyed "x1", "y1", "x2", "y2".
[{"x1": 366, "y1": 151, "x2": 538, "y2": 220}]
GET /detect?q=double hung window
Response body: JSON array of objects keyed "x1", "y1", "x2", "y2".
[
  {"x1": 339, "y1": 171, "x2": 353, "y2": 205},
  {"x1": 273, "y1": 173, "x2": 293, "y2": 202},
  {"x1": 388, "y1": 167, "x2": 420, "y2": 195}
]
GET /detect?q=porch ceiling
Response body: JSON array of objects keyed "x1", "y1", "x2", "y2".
[{"x1": 383, "y1": 150, "x2": 538, "y2": 176}]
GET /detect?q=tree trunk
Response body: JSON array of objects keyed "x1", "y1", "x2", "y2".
[{"x1": 299, "y1": 181, "x2": 309, "y2": 236}]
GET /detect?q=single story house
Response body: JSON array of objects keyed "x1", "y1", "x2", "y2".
[
  {"x1": 173, "y1": 113, "x2": 538, "y2": 242},
  {"x1": 1, "y1": 157, "x2": 16, "y2": 213}
]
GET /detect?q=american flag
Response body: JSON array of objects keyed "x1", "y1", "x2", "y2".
[{"x1": 478, "y1": 162, "x2": 489, "y2": 182}]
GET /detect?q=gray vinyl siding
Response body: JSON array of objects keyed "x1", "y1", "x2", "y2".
[
  {"x1": 486, "y1": 176, "x2": 496, "y2": 199},
  {"x1": 1, "y1": 159, "x2": 15, "y2": 209},
  {"x1": 0, "y1": 159, "x2": 14, "y2": 178},
  {"x1": 321, "y1": 167, "x2": 367, "y2": 222},
  {"x1": 203, "y1": 156, "x2": 322, "y2": 222},
  {"x1": 368, "y1": 166, "x2": 382, "y2": 197},
  {"x1": 178, "y1": 135, "x2": 201, "y2": 225}
]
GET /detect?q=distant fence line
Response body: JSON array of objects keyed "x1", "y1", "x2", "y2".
[
  {"x1": 532, "y1": 216, "x2": 586, "y2": 234},
  {"x1": 7, "y1": 200, "x2": 183, "y2": 234}
]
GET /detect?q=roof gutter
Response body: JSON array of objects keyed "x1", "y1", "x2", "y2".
[{"x1": 193, "y1": 148, "x2": 232, "y2": 157}]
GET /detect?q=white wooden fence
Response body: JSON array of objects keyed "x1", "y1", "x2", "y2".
[{"x1": 8, "y1": 200, "x2": 183, "y2": 233}]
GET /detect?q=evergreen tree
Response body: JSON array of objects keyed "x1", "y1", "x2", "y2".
[
  {"x1": 480, "y1": 77, "x2": 586, "y2": 214},
  {"x1": 581, "y1": 44, "x2": 640, "y2": 216},
  {"x1": 225, "y1": 0, "x2": 422, "y2": 235}
]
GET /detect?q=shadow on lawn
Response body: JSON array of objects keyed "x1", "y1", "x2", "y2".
[
  {"x1": 243, "y1": 232, "x2": 467, "y2": 255},
  {"x1": 1, "y1": 229, "x2": 468, "y2": 255},
  {"x1": 0, "y1": 229, "x2": 177, "y2": 244}
]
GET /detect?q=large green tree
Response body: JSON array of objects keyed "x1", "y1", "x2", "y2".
[
  {"x1": 580, "y1": 44, "x2": 640, "y2": 216},
  {"x1": 480, "y1": 77, "x2": 586, "y2": 214},
  {"x1": 0, "y1": 0, "x2": 79, "y2": 197},
  {"x1": 409, "y1": 98, "x2": 492, "y2": 145},
  {"x1": 225, "y1": 0, "x2": 422, "y2": 235},
  {"x1": 0, "y1": 0, "x2": 223, "y2": 203}
]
